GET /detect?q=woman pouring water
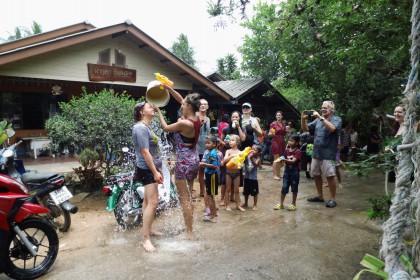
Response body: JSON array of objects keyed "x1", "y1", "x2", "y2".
[
  {"x1": 154, "y1": 85, "x2": 201, "y2": 240},
  {"x1": 132, "y1": 102, "x2": 163, "y2": 252}
]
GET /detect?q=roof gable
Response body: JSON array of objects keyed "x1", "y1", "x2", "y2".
[{"x1": 0, "y1": 21, "x2": 230, "y2": 100}]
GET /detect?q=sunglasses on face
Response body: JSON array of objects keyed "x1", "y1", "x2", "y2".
[{"x1": 242, "y1": 106, "x2": 251, "y2": 109}]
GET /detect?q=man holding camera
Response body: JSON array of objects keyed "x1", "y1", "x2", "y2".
[{"x1": 300, "y1": 101, "x2": 342, "y2": 208}]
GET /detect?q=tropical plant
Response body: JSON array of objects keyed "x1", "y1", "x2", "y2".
[{"x1": 3, "y1": 21, "x2": 42, "y2": 42}]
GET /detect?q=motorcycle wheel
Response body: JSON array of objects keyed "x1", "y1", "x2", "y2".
[
  {"x1": 45, "y1": 198, "x2": 71, "y2": 232},
  {"x1": 5, "y1": 218, "x2": 59, "y2": 280},
  {"x1": 114, "y1": 189, "x2": 142, "y2": 229}
]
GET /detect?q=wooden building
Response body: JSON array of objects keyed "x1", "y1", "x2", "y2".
[{"x1": 0, "y1": 21, "x2": 300, "y2": 155}]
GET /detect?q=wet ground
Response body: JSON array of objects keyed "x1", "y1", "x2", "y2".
[{"x1": 2, "y1": 165, "x2": 386, "y2": 280}]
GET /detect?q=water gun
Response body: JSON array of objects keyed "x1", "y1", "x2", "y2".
[
  {"x1": 274, "y1": 156, "x2": 285, "y2": 163},
  {"x1": 226, "y1": 147, "x2": 252, "y2": 169},
  {"x1": 154, "y1": 73, "x2": 174, "y2": 89}
]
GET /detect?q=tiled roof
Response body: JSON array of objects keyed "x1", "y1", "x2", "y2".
[{"x1": 215, "y1": 78, "x2": 264, "y2": 99}]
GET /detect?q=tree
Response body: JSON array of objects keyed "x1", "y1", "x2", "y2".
[
  {"x1": 170, "y1": 33, "x2": 196, "y2": 68},
  {"x1": 217, "y1": 53, "x2": 241, "y2": 79},
  {"x1": 45, "y1": 88, "x2": 137, "y2": 178},
  {"x1": 3, "y1": 21, "x2": 42, "y2": 42},
  {"x1": 207, "y1": 0, "x2": 251, "y2": 28},
  {"x1": 239, "y1": 1, "x2": 412, "y2": 132}
]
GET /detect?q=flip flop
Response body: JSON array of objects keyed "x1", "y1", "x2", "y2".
[
  {"x1": 307, "y1": 196, "x2": 325, "y2": 202},
  {"x1": 287, "y1": 204, "x2": 296, "y2": 211}
]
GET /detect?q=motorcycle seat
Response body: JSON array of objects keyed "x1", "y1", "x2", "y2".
[{"x1": 21, "y1": 171, "x2": 60, "y2": 185}]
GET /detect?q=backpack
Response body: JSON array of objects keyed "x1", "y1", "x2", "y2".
[{"x1": 306, "y1": 144, "x2": 314, "y2": 156}]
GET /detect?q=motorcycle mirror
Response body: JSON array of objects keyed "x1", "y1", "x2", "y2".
[
  {"x1": 122, "y1": 147, "x2": 129, "y2": 153},
  {"x1": 2, "y1": 149, "x2": 14, "y2": 158}
]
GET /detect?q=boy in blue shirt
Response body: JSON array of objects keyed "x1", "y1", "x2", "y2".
[{"x1": 200, "y1": 135, "x2": 219, "y2": 223}]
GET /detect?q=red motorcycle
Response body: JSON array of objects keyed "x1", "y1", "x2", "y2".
[{"x1": 0, "y1": 174, "x2": 59, "y2": 279}]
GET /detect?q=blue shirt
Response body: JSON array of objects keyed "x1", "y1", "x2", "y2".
[
  {"x1": 204, "y1": 149, "x2": 219, "y2": 175},
  {"x1": 132, "y1": 123, "x2": 162, "y2": 170},
  {"x1": 308, "y1": 115, "x2": 342, "y2": 161}
]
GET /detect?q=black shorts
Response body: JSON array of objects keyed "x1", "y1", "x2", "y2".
[
  {"x1": 135, "y1": 167, "x2": 155, "y2": 185},
  {"x1": 205, "y1": 173, "x2": 219, "y2": 196},
  {"x1": 243, "y1": 178, "x2": 259, "y2": 196}
]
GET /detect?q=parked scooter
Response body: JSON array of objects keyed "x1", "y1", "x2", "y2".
[
  {"x1": 0, "y1": 141, "x2": 78, "y2": 232},
  {"x1": 102, "y1": 147, "x2": 179, "y2": 229},
  {"x1": 0, "y1": 173, "x2": 59, "y2": 279}
]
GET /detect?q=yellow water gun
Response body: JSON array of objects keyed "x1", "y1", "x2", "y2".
[
  {"x1": 226, "y1": 147, "x2": 252, "y2": 169},
  {"x1": 154, "y1": 73, "x2": 174, "y2": 89}
]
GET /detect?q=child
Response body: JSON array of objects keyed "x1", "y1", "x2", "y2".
[
  {"x1": 222, "y1": 134, "x2": 245, "y2": 212},
  {"x1": 242, "y1": 144, "x2": 262, "y2": 211},
  {"x1": 200, "y1": 135, "x2": 220, "y2": 222},
  {"x1": 274, "y1": 135, "x2": 301, "y2": 211}
]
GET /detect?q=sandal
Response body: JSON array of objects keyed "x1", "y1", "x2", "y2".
[
  {"x1": 287, "y1": 204, "x2": 296, "y2": 211},
  {"x1": 273, "y1": 204, "x2": 284, "y2": 210},
  {"x1": 307, "y1": 196, "x2": 325, "y2": 202},
  {"x1": 326, "y1": 200, "x2": 337, "y2": 208}
]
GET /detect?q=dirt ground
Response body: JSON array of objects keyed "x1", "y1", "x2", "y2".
[{"x1": 2, "y1": 166, "x2": 387, "y2": 280}]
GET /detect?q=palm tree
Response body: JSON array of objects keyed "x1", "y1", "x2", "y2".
[{"x1": 2, "y1": 21, "x2": 42, "y2": 42}]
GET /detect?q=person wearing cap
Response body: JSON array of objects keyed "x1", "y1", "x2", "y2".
[
  {"x1": 132, "y1": 101, "x2": 163, "y2": 252},
  {"x1": 241, "y1": 102, "x2": 263, "y2": 149},
  {"x1": 156, "y1": 86, "x2": 202, "y2": 240}
]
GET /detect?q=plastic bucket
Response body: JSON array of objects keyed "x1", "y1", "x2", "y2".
[{"x1": 146, "y1": 80, "x2": 170, "y2": 107}]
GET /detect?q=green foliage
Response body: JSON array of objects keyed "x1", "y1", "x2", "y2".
[
  {"x1": 239, "y1": 0, "x2": 411, "y2": 131},
  {"x1": 217, "y1": 53, "x2": 241, "y2": 79},
  {"x1": 45, "y1": 87, "x2": 137, "y2": 178},
  {"x1": 364, "y1": 195, "x2": 392, "y2": 221},
  {"x1": 347, "y1": 136, "x2": 401, "y2": 178},
  {"x1": 170, "y1": 33, "x2": 196, "y2": 68},
  {"x1": 73, "y1": 148, "x2": 102, "y2": 191},
  {"x1": 2, "y1": 21, "x2": 42, "y2": 42},
  {"x1": 207, "y1": 0, "x2": 251, "y2": 28}
]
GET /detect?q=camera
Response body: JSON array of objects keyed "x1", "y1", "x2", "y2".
[{"x1": 305, "y1": 110, "x2": 315, "y2": 117}]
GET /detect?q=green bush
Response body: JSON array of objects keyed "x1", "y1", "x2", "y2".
[{"x1": 45, "y1": 87, "x2": 137, "y2": 178}]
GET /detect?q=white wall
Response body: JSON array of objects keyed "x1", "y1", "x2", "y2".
[{"x1": 0, "y1": 36, "x2": 192, "y2": 90}]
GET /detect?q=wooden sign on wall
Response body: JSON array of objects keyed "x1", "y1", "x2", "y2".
[{"x1": 87, "y1": 63, "x2": 136, "y2": 82}]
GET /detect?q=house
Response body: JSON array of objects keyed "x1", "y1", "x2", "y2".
[
  {"x1": 0, "y1": 21, "x2": 300, "y2": 156},
  {"x1": 206, "y1": 73, "x2": 301, "y2": 128}
]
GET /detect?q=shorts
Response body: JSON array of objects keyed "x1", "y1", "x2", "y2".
[
  {"x1": 281, "y1": 169, "x2": 299, "y2": 194},
  {"x1": 243, "y1": 178, "x2": 259, "y2": 196},
  {"x1": 135, "y1": 167, "x2": 155, "y2": 185},
  {"x1": 205, "y1": 173, "x2": 219, "y2": 196},
  {"x1": 311, "y1": 158, "x2": 336, "y2": 177}
]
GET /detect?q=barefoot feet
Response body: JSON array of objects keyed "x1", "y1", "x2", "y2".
[{"x1": 141, "y1": 239, "x2": 156, "y2": 252}]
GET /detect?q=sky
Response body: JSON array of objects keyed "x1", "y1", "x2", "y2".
[{"x1": 1, "y1": 0, "x2": 264, "y2": 73}]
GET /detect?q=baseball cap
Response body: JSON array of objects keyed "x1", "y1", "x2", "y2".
[{"x1": 242, "y1": 102, "x2": 252, "y2": 109}]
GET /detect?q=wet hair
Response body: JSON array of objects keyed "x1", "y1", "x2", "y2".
[
  {"x1": 185, "y1": 93, "x2": 201, "y2": 112},
  {"x1": 276, "y1": 111, "x2": 283, "y2": 116},
  {"x1": 133, "y1": 102, "x2": 146, "y2": 122}
]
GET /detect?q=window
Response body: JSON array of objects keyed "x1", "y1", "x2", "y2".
[
  {"x1": 114, "y1": 49, "x2": 126, "y2": 68},
  {"x1": 98, "y1": 48, "x2": 111, "y2": 65},
  {"x1": 0, "y1": 92, "x2": 58, "y2": 129}
]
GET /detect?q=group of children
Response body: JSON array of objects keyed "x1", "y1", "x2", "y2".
[{"x1": 199, "y1": 132, "x2": 303, "y2": 223}]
